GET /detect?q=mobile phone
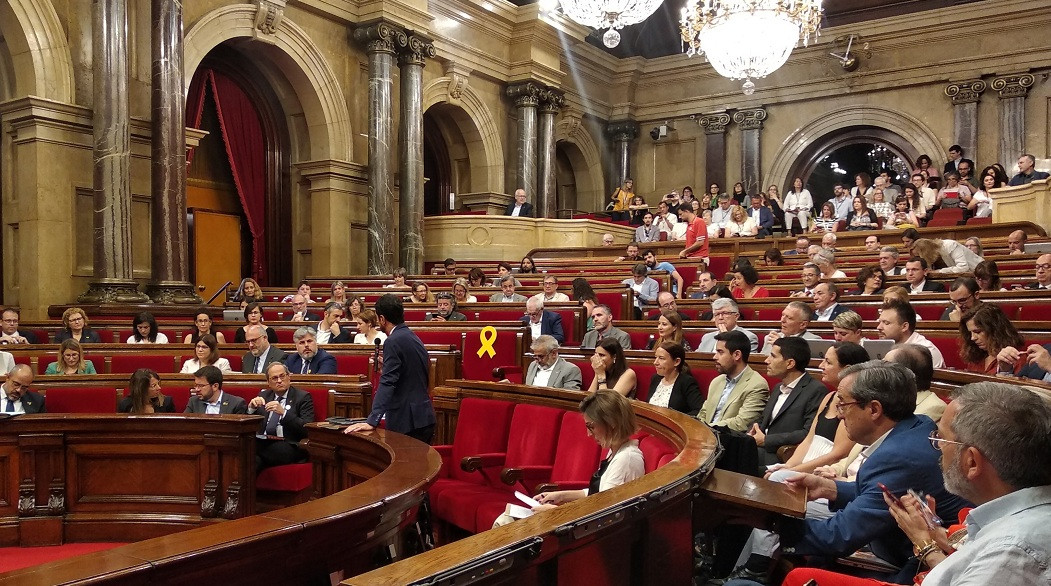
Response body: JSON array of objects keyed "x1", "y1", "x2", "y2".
[
  {"x1": 907, "y1": 489, "x2": 942, "y2": 527},
  {"x1": 878, "y1": 483, "x2": 902, "y2": 507}
]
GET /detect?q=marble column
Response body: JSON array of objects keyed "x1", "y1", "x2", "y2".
[
  {"x1": 145, "y1": 0, "x2": 201, "y2": 304},
  {"x1": 699, "y1": 112, "x2": 731, "y2": 192},
  {"x1": 536, "y1": 89, "x2": 564, "y2": 219},
  {"x1": 733, "y1": 107, "x2": 767, "y2": 196},
  {"x1": 606, "y1": 120, "x2": 639, "y2": 186},
  {"x1": 397, "y1": 33, "x2": 434, "y2": 275},
  {"x1": 991, "y1": 73, "x2": 1035, "y2": 172},
  {"x1": 943, "y1": 80, "x2": 987, "y2": 164},
  {"x1": 79, "y1": 0, "x2": 149, "y2": 303},
  {"x1": 506, "y1": 83, "x2": 541, "y2": 202},
  {"x1": 355, "y1": 21, "x2": 405, "y2": 275}
]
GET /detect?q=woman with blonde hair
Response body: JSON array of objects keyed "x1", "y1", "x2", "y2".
[
  {"x1": 452, "y1": 278, "x2": 476, "y2": 304},
  {"x1": 45, "y1": 338, "x2": 96, "y2": 374},
  {"x1": 608, "y1": 178, "x2": 633, "y2": 221},
  {"x1": 54, "y1": 307, "x2": 103, "y2": 344},
  {"x1": 118, "y1": 369, "x2": 175, "y2": 414},
  {"x1": 881, "y1": 286, "x2": 911, "y2": 307},
  {"x1": 911, "y1": 237, "x2": 982, "y2": 274},
  {"x1": 831, "y1": 311, "x2": 864, "y2": 344},
  {"x1": 327, "y1": 280, "x2": 348, "y2": 306},
  {"x1": 726, "y1": 204, "x2": 758, "y2": 237}
]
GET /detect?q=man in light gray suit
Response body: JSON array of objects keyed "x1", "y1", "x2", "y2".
[
  {"x1": 580, "y1": 305, "x2": 632, "y2": 350},
  {"x1": 185, "y1": 365, "x2": 248, "y2": 414},
  {"x1": 525, "y1": 335, "x2": 582, "y2": 390},
  {"x1": 241, "y1": 324, "x2": 287, "y2": 374}
]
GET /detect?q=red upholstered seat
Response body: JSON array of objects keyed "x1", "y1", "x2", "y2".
[
  {"x1": 415, "y1": 330, "x2": 463, "y2": 347},
  {"x1": 257, "y1": 463, "x2": 312, "y2": 492},
  {"x1": 335, "y1": 355, "x2": 370, "y2": 376},
  {"x1": 689, "y1": 368, "x2": 715, "y2": 399},
  {"x1": 1019, "y1": 304, "x2": 1051, "y2": 321},
  {"x1": 169, "y1": 389, "x2": 191, "y2": 413},
  {"x1": 757, "y1": 308, "x2": 782, "y2": 321},
  {"x1": 632, "y1": 364, "x2": 657, "y2": 402},
  {"x1": 707, "y1": 257, "x2": 730, "y2": 280},
  {"x1": 462, "y1": 328, "x2": 520, "y2": 381},
  {"x1": 993, "y1": 303, "x2": 1021, "y2": 321},
  {"x1": 628, "y1": 331, "x2": 653, "y2": 351},
  {"x1": 852, "y1": 305, "x2": 879, "y2": 320},
  {"x1": 637, "y1": 433, "x2": 678, "y2": 473},
  {"x1": 221, "y1": 386, "x2": 262, "y2": 406},
  {"x1": 45, "y1": 387, "x2": 118, "y2": 413},
  {"x1": 929, "y1": 335, "x2": 964, "y2": 369},
  {"x1": 110, "y1": 354, "x2": 177, "y2": 374},
  {"x1": 403, "y1": 310, "x2": 428, "y2": 321},
  {"x1": 966, "y1": 217, "x2": 991, "y2": 225},
  {"x1": 595, "y1": 291, "x2": 627, "y2": 320},
  {"x1": 914, "y1": 305, "x2": 945, "y2": 321},
  {"x1": 275, "y1": 328, "x2": 296, "y2": 344},
  {"x1": 571, "y1": 359, "x2": 593, "y2": 389}
]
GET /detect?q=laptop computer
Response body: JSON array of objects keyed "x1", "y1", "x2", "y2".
[
  {"x1": 861, "y1": 339, "x2": 895, "y2": 360},
  {"x1": 806, "y1": 338, "x2": 835, "y2": 360},
  {"x1": 1025, "y1": 242, "x2": 1051, "y2": 255},
  {"x1": 222, "y1": 309, "x2": 245, "y2": 321}
]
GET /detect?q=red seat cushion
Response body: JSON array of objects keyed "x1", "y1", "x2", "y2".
[
  {"x1": 547, "y1": 413, "x2": 602, "y2": 489},
  {"x1": 335, "y1": 355, "x2": 370, "y2": 376},
  {"x1": 257, "y1": 463, "x2": 312, "y2": 492},
  {"x1": 45, "y1": 387, "x2": 118, "y2": 413},
  {"x1": 1019, "y1": 305, "x2": 1051, "y2": 321},
  {"x1": 638, "y1": 433, "x2": 677, "y2": 473},
  {"x1": 111, "y1": 354, "x2": 177, "y2": 374},
  {"x1": 495, "y1": 405, "x2": 564, "y2": 488},
  {"x1": 757, "y1": 308, "x2": 782, "y2": 321},
  {"x1": 462, "y1": 328, "x2": 520, "y2": 381},
  {"x1": 632, "y1": 365, "x2": 657, "y2": 402}
]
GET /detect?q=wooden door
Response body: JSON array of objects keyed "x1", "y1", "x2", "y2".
[{"x1": 192, "y1": 210, "x2": 243, "y2": 305}]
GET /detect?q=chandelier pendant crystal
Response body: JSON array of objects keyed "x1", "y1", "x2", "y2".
[
  {"x1": 680, "y1": 0, "x2": 823, "y2": 94},
  {"x1": 542, "y1": 0, "x2": 664, "y2": 48}
]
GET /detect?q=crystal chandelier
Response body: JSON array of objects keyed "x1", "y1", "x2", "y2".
[
  {"x1": 680, "y1": 0, "x2": 823, "y2": 94},
  {"x1": 540, "y1": 0, "x2": 664, "y2": 48}
]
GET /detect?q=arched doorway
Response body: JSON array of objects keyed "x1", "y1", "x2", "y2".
[
  {"x1": 423, "y1": 110, "x2": 454, "y2": 215},
  {"x1": 785, "y1": 126, "x2": 918, "y2": 200},
  {"x1": 555, "y1": 143, "x2": 579, "y2": 212}
]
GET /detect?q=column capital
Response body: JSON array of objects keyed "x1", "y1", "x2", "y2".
[
  {"x1": 506, "y1": 82, "x2": 543, "y2": 108},
  {"x1": 253, "y1": 0, "x2": 287, "y2": 39},
  {"x1": 538, "y1": 89, "x2": 565, "y2": 115},
  {"x1": 991, "y1": 73, "x2": 1035, "y2": 99},
  {"x1": 733, "y1": 107, "x2": 767, "y2": 131},
  {"x1": 398, "y1": 33, "x2": 435, "y2": 67},
  {"x1": 944, "y1": 79, "x2": 987, "y2": 104},
  {"x1": 606, "y1": 120, "x2": 638, "y2": 142},
  {"x1": 353, "y1": 20, "x2": 406, "y2": 55},
  {"x1": 698, "y1": 112, "x2": 731, "y2": 135}
]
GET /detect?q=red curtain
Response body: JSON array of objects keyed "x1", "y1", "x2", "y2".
[
  {"x1": 199, "y1": 69, "x2": 268, "y2": 285},
  {"x1": 184, "y1": 71, "x2": 208, "y2": 167}
]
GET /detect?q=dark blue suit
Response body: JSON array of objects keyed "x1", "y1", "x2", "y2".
[
  {"x1": 367, "y1": 323, "x2": 436, "y2": 440},
  {"x1": 284, "y1": 347, "x2": 337, "y2": 375},
  {"x1": 785, "y1": 415, "x2": 970, "y2": 567},
  {"x1": 519, "y1": 311, "x2": 565, "y2": 344},
  {"x1": 749, "y1": 206, "x2": 775, "y2": 236},
  {"x1": 1019, "y1": 343, "x2": 1051, "y2": 382}
]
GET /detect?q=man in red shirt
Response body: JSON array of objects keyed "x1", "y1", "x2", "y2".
[{"x1": 678, "y1": 205, "x2": 709, "y2": 262}]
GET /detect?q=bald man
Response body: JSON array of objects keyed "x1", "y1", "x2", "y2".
[
  {"x1": 1026, "y1": 254, "x2": 1051, "y2": 290},
  {"x1": 1, "y1": 364, "x2": 43, "y2": 414},
  {"x1": 1008, "y1": 230, "x2": 1027, "y2": 255}
]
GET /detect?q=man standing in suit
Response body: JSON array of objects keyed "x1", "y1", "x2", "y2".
[
  {"x1": 905, "y1": 257, "x2": 946, "y2": 294},
  {"x1": 248, "y1": 362, "x2": 316, "y2": 471},
  {"x1": 943, "y1": 144, "x2": 963, "y2": 176},
  {"x1": 520, "y1": 298, "x2": 565, "y2": 345},
  {"x1": 0, "y1": 308, "x2": 38, "y2": 344},
  {"x1": 750, "y1": 336, "x2": 826, "y2": 469},
  {"x1": 581, "y1": 305, "x2": 632, "y2": 350},
  {"x1": 698, "y1": 331, "x2": 769, "y2": 431},
  {"x1": 285, "y1": 295, "x2": 321, "y2": 322},
  {"x1": 241, "y1": 324, "x2": 287, "y2": 375},
  {"x1": 284, "y1": 327, "x2": 337, "y2": 375},
  {"x1": 504, "y1": 188, "x2": 533, "y2": 217},
  {"x1": 345, "y1": 294, "x2": 436, "y2": 443},
  {"x1": 525, "y1": 335, "x2": 582, "y2": 390},
  {"x1": 812, "y1": 282, "x2": 849, "y2": 322},
  {"x1": 1, "y1": 364, "x2": 43, "y2": 413},
  {"x1": 186, "y1": 365, "x2": 248, "y2": 414}
]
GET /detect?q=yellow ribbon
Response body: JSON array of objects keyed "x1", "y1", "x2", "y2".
[{"x1": 477, "y1": 326, "x2": 497, "y2": 358}]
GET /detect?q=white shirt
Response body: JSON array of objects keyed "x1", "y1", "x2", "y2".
[
  {"x1": 126, "y1": 333, "x2": 169, "y2": 344},
  {"x1": 906, "y1": 331, "x2": 945, "y2": 368},
  {"x1": 531, "y1": 292, "x2": 569, "y2": 303},
  {"x1": 587, "y1": 440, "x2": 645, "y2": 495},
  {"x1": 532, "y1": 362, "x2": 554, "y2": 388},
  {"x1": 204, "y1": 391, "x2": 225, "y2": 415},
  {"x1": 769, "y1": 375, "x2": 801, "y2": 421},
  {"x1": 814, "y1": 303, "x2": 839, "y2": 322},
  {"x1": 528, "y1": 319, "x2": 542, "y2": 340},
  {"x1": 1, "y1": 393, "x2": 25, "y2": 414},
  {"x1": 910, "y1": 279, "x2": 931, "y2": 294},
  {"x1": 352, "y1": 331, "x2": 388, "y2": 345},
  {"x1": 180, "y1": 357, "x2": 233, "y2": 374},
  {"x1": 711, "y1": 206, "x2": 733, "y2": 228},
  {"x1": 649, "y1": 379, "x2": 674, "y2": 409},
  {"x1": 511, "y1": 204, "x2": 523, "y2": 217},
  {"x1": 315, "y1": 322, "x2": 333, "y2": 344}
]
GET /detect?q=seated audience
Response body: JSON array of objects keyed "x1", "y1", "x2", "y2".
[
  {"x1": 384, "y1": 267, "x2": 411, "y2": 290},
  {"x1": 241, "y1": 324, "x2": 287, "y2": 375},
  {"x1": 965, "y1": 236, "x2": 983, "y2": 256},
  {"x1": 648, "y1": 342, "x2": 703, "y2": 416},
  {"x1": 621, "y1": 263, "x2": 659, "y2": 319},
  {"x1": 326, "y1": 280, "x2": 348, "y2": 306},
  {"x1": 441, "y1": 258, "x2": 458, "y2": 275},
  {"x1": 647, "y1": 310, "x2": 692, "y2": 352},
  {"x1": 615, "y1": 242, "x2": 641, "y2": 263},
  {"x1": 869, "y1": 190, "x2": 892, "y2": 224},
  {"x1": 54, "y1": 307, "x2": 102, "y2": 344},
  {"x1": 429, "y1": 292, "x2": 466, "y2": 322},
  {"x1": 585, "y1": 338, "x2": 637, "y2": 398},
  {"x1": 634, "y1": 212, "x2": 661, "y2": 242},
  {"x1": 452, "y1": 277, "x2": 477, "y2": 304},
  {"x1": 346, "y1": 296, "x2": 364, "y2": 320},
  {"x1": 409, "y1": 281, "x2": 434, "y2": 304},
  {"x1": 904, "y1": 256, "x2": 946, "y2": 293},
  {"x1": 519, "y1": 255, "x2": 538, "y2": 274},
  {"x1": 847, "y1": 265, "x2": 886, "y2": 295},
  {"x1": 234, "y1": 302, "x2": 277, "y2": 344},
  {"x1": 183, "y1": 309, "x2": 227, "y2": 345},
  {"x1": 966, "y1": 172, "x2": 999, "y2": 218},
  {"x1": 884, "y1": 344, "x2": 946, "y2": 422},
  {"x1": 879, "y1": 245, "x2": 904, "y2": 276},
  {"x1": 315, "y1": 301, "x2": 352, "y2": 344},
  {"x1": 286, "y1": 294, "x2": 321, "y2": 322},
  {"x1": 491, "y1": 261, "x2": 522, "y2": 287},
  {"x1": 941, "y1": 277, "x2": 980, "y2": 322},
  {"x1": 888, "y1": 194, "x2": 919, "y2": 229},
  {"x1": 882, "y1": 285, "x2": 911, "y2": 307},
  {"x1": 812, "y1": 282, "x2": 849, "y2": 322},
  {"x1": 185, "y1": 365, "x2": 248, "y2": 414},
  {"x1": 760, "y1": 301, "x2": 821, "y2": 355},
  {"x1": 127, "y1": 311, "x2": 168, "y2": 344},
  {"x1": 748, "y1": 194, "x2": 775, "y2": 237},
  {"x1": 790, "y1": 263, "x2": 821, "y2": 298},
  {"x1": 1008, "y1": 153, "x2": 1050, "y2": 185},
  {"x1": 762, "y1": 248, "x2": 783, "y2": 267},
  {"x1": 813, "y1": 250, "x2": 845, "y2": 279},
  {"x1": 1007, "y1": 229, "x2": 1027, "y2": 255},
  {"x1": 0, "y1": 307, "x2": 38, "y2": 344},
  {"x1": 520, "y1": 297, "x2": 565, "y2": 345},
  {"x1": 532, "y1": 275, "x2": 569, "y2": 303},
  {"x1": 726, "y1": 204, "x2": 758, "y2": 237},
  {"x1": 831, "y1": 311, "x2": 864, "y2": 344},
  {"x1": 490, "y1": 275, "x2": 527, "y2": 303},
  {"x1": 352, "y1": 309, "x2": 387, "y2": 345},
  {"x1": 467, "y1": 267, "x2": 488, "y2": 289},
  {"x1": 845, "y1": 196, "x2": 879, "y2": 230},
  {"x1": 118, "y1": 368, "x2": 175, "y2": 414},
  {"x1": 180, "y1": 334, "x2": 233, "y2": 374},
  {"x1": 653, "y1": 202, "x2": 678, "y2": 239},
  {"x1": 1026, "y1": 253, "x2": 1051, "y2": 290},
  {"x1": 812, "y1": 201, "x2": 838, "y2": 233},
  {"x1": 1, "y1": 364, "x2": 41, "y2": 413},
  {"x1": 911, "y1": 237, "x2": 982, "y2": 274},
  {"x1": 900, "y1": 227, "x2": 920, "y2": 253},
  {"x1": 697, "y1": 330, "x2": 769, "y2": 431},
  {"x1": 281, "y1": 280, "x2": 312, "y2": 303},
  {"x1": 783, "y1": 179, "x2": 813, "y2": 235},
  {"x1": 45, "y1": 338, "x2": 96, "y2": 374},
  {"x1": 877, "y1": 301, "x2": 945, "y2": 367},
  {"x1": 821, "y1": 232, "x2": 838, "y2": 252},
  {"x1": 731, "y1": 264, "x2": 769, "y2": 299},
  {"x1": 248, "y1": 363, "x2": 315, "y2": 472},
  {"x1": 525, "y1": 335, "x2": 581, "y2": 390},
  {"x1": 493, "y1": 390, "x2": 644, "y2": 527},
  {"x1": 643, "y1": 250, "x2": 685, "y2": 298},
  {"x1": 698, "y1": 298, "x2": 759, "y2": 353},
  {"x1": 285, "y1": 327, "x2": 337, "y2": 375},
  {"x1": 232, "y1": 277, "x2": 262, "y2": 304},
  {"x1": 935, "y1": 171, "x2": 970, "y2": 208},
  {"x1": 504, "y1": 188, "x2": 533, "y2": 216},
  {"x1": 581, "y1": 305, "x2": 631, "y2": 350},
  {"x1": 650, "y1": 292, "x2": 690, "y2": 322},
  {"x1": 959, "y1": 304, "x2": 1024, "y2": 375}
]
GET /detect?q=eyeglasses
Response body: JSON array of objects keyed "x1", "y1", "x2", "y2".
[
  {"x1": 532, "y1": 352, "x2": 550, "y2": 361},
  {"x1": 193, "y1": 383, "x2": 212, "y2": 390},
  {"x1": 1036, "y1": 264, "x2": 1051, "y2": 271},
  {"x1": 660, "y1": 301, "x2": 676, "y2": 309},
  {"x1": 835, "y1": 400, "x2": 861, "y2": 414},
  {"x1": 8, "y1": 380, "x2": 31, "y2": 392},
  {"x1": 245, "y1": 336, "x2": 264, "y2": 344},
  {"x1": 268, "y1": 373, "x2": 290, "y2": 382},
  {"x1": 950, "y1": 294, "x2": 974, "y2": 306},
  {"x1": 584, "y1": 420, "x2": 596, "y2": 431},
  {"x1": 928, "y1": 430, "x2": 966, "y2": 451},
  {"x1": 712, "y1": 311, "x2": 738, "y2": 318}
]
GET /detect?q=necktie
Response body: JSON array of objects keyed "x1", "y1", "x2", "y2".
[
  {"x1": 265, "y1": 395, "x2": 285, "y2": 436},
  {"x1": 257, "y1": 355, "x2": 265, "y2": 374},
  {"x1": 301, "y1": 359, "x2": 309, "y2": 375},
  {"x1": 4, "y1": 398, "x2": 14, "y2": 412}
]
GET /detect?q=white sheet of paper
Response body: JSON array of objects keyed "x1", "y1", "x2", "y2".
[
  {"x1": 515, "y1": 491, "x2": 541, "y2": 508},
  {"x1": 507, "y1": 504, "x2": 534, "y2": 519}
]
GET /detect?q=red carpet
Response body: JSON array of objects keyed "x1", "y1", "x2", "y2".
[{"x1": 0, "y1": 543, "x2": 127, "y2": 574}]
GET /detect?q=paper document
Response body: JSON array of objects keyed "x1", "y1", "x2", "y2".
[
  {"x1": 515, "y1": 491, "x2": 541, "y2": 508},
  {"x1": 507, "y1": 504, "x2": 534, "y2": 519}
]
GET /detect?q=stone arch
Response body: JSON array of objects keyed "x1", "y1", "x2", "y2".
[
  {"x1": 422, "y1": 77, "x2": 504, "y2": 193},
  {"x1": 0, "y1": 0, "x2": 75, "y2": 102},
  {"x1": 766, "y1": 105, "x2": 943, "y2": 190},
  {"x1": 183, "y1": 4, "x2": 352, "y2": 161},
  {"x1": 555, "y1": 114, "x2": 605, "y2": 212}
]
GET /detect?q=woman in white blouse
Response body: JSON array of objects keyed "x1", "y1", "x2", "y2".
[
  {"x1": 646, "y1": 342, "x2": 703, "y2": 416},
  {"x1": 726, "y1": 205, "x2": 758, "y2": 238},
  {"x1": 180, "y1": 334, "x2": 232, "y2": 374},
  {"x1": 127, "y1": 312, "x2": 168, "y2": 344},
  {"x1": 966, "y1": 173, "x2": 998, "y2": 218},
  {"x1": 352, "y1": 309, "x2": 387, "y2": 345},
  {"x1": 782, "y1": 177, "x2": 813, "y2": 235}
]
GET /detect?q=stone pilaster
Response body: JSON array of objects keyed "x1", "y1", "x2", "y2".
[
  {"x1": 506, "y1": 82, "x2": 541, "y2": 202},
  {"x1": 146, "y1": 0, "x2": 201, "y2": 304},
  {"x1": 536, "y1": 89, "x2": 564, "y2": 219},
  {"x1": 733, "y1": 107, "x2": 766, "y2": 197},
  {"x1": 991, "y1": 73, "x2": 1035, "y2": 173},
  {"x1": 354, "y1": 20, "x2": 406, "y2": 275},
  {"x1": 944, "y1": 79, "x2": 987, "y2": 166},
  {"x1": 397, "y1": 33, "x2": 434, "y2": 275},
  {"x1": 699, "y1": 112, "x2": 731, "y2": 193},
  {"x1": 606, "y1": 120, "x2": 639, "y2": 188},
  {"x1": 80, "y1": 0, "x2": 148, "y2": 303}
]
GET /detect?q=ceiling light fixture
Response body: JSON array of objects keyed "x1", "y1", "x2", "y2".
[
  {"x1": 541, "y1": 0, "x2": 663, "y2": 48},
  {"x1": 680, "y1": 0, "x2": 823, "y2": 95}
]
